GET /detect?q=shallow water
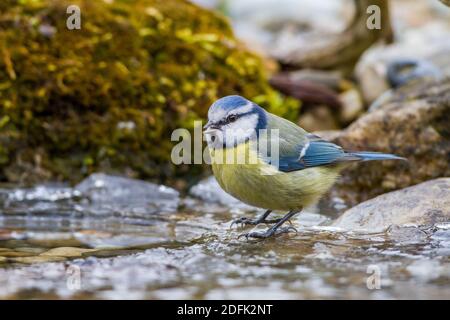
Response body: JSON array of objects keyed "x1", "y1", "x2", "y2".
[{"x1": 0, "y1": 176, "x2": 449, "y2": 299}]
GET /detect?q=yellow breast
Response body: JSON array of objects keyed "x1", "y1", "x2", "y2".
[{"x1": 209, "y1": 142, "x2": 341, "y2": 211}]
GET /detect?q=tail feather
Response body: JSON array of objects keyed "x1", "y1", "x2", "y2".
[{"x1": 347, "y1": 151, "x2": 407, "y2": 162}]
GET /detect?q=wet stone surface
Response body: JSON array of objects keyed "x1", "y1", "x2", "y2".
[{"x1": 0, "y1": 174, "x2": 449, "y2": 299}]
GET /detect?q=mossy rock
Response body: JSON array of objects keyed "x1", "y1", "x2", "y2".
[{"x1": 0, "y1": 0, "x2": 299, "y2": 185}]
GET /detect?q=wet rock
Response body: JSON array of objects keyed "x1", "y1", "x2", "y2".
[
  {"x1": 0, "y1": 184, "x2": 81, "y2": 216},
  {"x1": 10, "y1": 256, "x2": 67, "y2": 264},
  {"x1": 189, "y1": 176, "x2": 256, "y2": 212},
  {"x1": 332, "y1": 178, "x2": 450, "y2": 232},
  {"x1": 40, "y1": 247, "x2": 98, "y2": 258},
  {"x1": 0, "y1": 251, "x2": 35, "y2": 258},
  {"x1": 75, "y1": 173, "x2": 180, "y2": 216},
  {"x1": 1, "y1": 173, "x2": 179, "y2": 219},
  {"x1": 14, "y1": 247, "x2": 47, "y2": 254},
  {"x1": 325, "y1": 78, "x2": 450, "y2": 206},
  {"x1": 25, "y1": 238, "x2": 86, "y2": 249}
]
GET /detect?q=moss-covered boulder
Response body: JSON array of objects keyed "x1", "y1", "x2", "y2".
[{"x1": 0, "y1": 0, "x2": 299, "y2": 185}]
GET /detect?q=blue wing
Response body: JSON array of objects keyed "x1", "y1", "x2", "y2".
[
  {"x1": 276, "y1": 135, "x2": 350, "y2": 172},
  {"x1": 260, "y1": 113, "x2": 405, "y2": 172}
]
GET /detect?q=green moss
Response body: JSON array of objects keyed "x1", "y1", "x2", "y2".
[{"x1": 0, "y1": 0, "x2": 300, "y2": 185}]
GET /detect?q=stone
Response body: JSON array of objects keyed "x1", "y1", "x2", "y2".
[
  {"x1": 75, "y1": 173, "x2": 180, "y2": 216},
  {"x1": 0, "y1": 0, "x2": 298, "y2": 184},
  {"x1": 1, "y1": 173, "x2": 180, "y2": 218},
  {"x1": 332, "y1": 178, "x2": 450, "y2": 232},
  {"x1": 14, "y1": 247, "x2": 47, "y2": 254},
  {"x1": 10, "y1": 256, "x2": 67, "y2": 264},
  {"x1": 189, "y1": 176, "x2": 256, "y2": 211},
  {"x1": 40, "y1": 247, "x2": 98, "y2": 258},
  {"x1": 0, "y1": 251, "x2": 35, "y2": 258},
  {"x1": 355, "y1": 23, "x2": 450, "y2": 104},
  {"x1": 326, "y1": 78, "x2": 450, "y2": 206}
]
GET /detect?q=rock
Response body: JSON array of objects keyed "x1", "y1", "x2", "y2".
[
  {"x1": 189, "y1": 176, "x2": 256, "y2": 211},
  {"x1": 75, "y1": 173, "x2": 180, "y2": 215},
  {"x1": 0, "y1": 184, "x2": 82, "y2": 216},
  {"x1": 298, "y1": 105, "x2": 340, "y2": 132},
  {"x1": 1, "y1": 173, "x2": 179, "y2": 218},
  {"x1": 338, "y1": 88, "x2": 364, "y2": 124},
  {"x1": 0, "y1": 0, "x2": 298, "y2": 184},
  {"x1": 14, "y1": 247, "x2": 47, "y2": 254},
  {"x1": 332, "y1": 178, "x2": 450, "y2": 232},
  {"x1": 10, "y1": 256, "x2": 67, "y2": 264},
  {"x1": 326, "y1": 78, "x2": 450, "y2": 206},
  {"x1": 40, "y1": 247, "x2": 98, "y2": 258},
  {"x1": 356, "y1": 23, "x2": 450, "y2": 104},
  {"x1": 2, "y1": 185, "x2": 79, "y2": 202},
  {"x1": 0, "y1": 257, "x2": 6, "y2": 263},
  {"x1": 0, "y1": 251, "x2": 35, "y2": 258},
  {"x1": 386, "y1": 59, "x2": 443, "y2": 89}
]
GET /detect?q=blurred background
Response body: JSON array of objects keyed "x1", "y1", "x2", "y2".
[
  {"x1": 0, "y1": 0, "x2": 449, "y2": 300},
  {"x1": 1, "y1": 0, "x2": 448, "y2": 191}
]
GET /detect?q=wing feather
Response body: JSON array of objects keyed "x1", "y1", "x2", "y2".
[{"x1": 260, "y1": 114, "x2": 353, "y2": 172}]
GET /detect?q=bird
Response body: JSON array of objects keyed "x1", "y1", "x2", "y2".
[{"x1": 203, "y1": 95, "x2": 405, "y2": 240}]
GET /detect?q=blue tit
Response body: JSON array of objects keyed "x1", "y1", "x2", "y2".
[{"x1": 203, "y1": 95, "x2": 405, "y2": 239}]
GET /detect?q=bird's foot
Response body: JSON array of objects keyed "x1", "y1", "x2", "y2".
[
  {"x1": 238, "y1": 226, "x2": 298, "y2": 240},
  {"x1": 230, "y1": 217, "x2": 259, "y2": 228},
  {"x1": 230, "y1": 217, "x2": 289, "y2": 228}
]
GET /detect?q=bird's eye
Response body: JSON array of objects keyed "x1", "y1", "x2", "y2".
[{"x1": 227, "y1": 115, "x2": 237, "y2": 123}]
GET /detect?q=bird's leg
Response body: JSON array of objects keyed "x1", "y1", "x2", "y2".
[
  {"x1": 231, "y1": 210, "x2": 280, "y2": 228},
  {"x1": 239, "y1": 209, "x2": 301, "y2": 240}
]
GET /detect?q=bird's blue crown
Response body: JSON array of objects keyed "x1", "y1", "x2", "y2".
[
  {"x1": 211, "y1": 95, "x2": 249, "y2": 111},
  {"x1": 208, "y1": 95, "x2": 267, "y2": 131}
]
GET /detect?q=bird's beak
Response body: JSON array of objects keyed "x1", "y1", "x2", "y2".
[{"x1": 203, "y1": 121, "x2": 220, "y2": 135}]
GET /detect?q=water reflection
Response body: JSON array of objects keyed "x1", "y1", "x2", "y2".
[{"x1": 0, "y1": 182, "x2": 449, "y2": 299}]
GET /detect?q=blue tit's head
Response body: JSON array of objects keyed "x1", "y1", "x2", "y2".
[{"x1": 203, "y1": 95, "x2": 267, "y2": 148}]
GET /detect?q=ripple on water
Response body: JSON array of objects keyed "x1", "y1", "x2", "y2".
[{"x1": 0, "y1": 177, "x2": 449, "y2": 299}]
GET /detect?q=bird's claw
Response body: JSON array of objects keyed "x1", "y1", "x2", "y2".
[
  {"x1": 238, "y1": 226, "x2": 298, "y2": 240},
  {"x1": 230, "y1": 217, "x2": 292, "y2": 229},
  {"x1": 230, "y1": 217, "x2": 260, "y2": 228}
]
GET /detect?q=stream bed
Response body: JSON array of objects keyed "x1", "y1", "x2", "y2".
[{"x1": 0, "y1": 174, "x2": 449, "y2": 299}]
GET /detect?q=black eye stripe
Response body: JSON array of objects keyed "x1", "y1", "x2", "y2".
[
  {"x1": 212, "y1": 111, "x2": 256, "y2": 127},
  {"x1": 225, "y1": 111, "x2": 254, "y2": 124}
]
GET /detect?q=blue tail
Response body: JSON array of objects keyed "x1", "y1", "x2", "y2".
[{"x1": 348, "y1": 151, "x2": 407, "y2": 162}]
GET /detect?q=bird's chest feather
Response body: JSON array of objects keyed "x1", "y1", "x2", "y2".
[
  {"x1": 209, "y1": 142, "x2": 340, "y2": 210},
  {"x1": 211, "y1": 143, "x2": 265, "y2": 189},
  {"x1": 209, "y1": 142, "x2": 291, "y2": 209}
]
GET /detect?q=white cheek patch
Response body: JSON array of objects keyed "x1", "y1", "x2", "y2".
[{"x1": 223, "y1": 114, "x2": 259, "y2": 147}]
